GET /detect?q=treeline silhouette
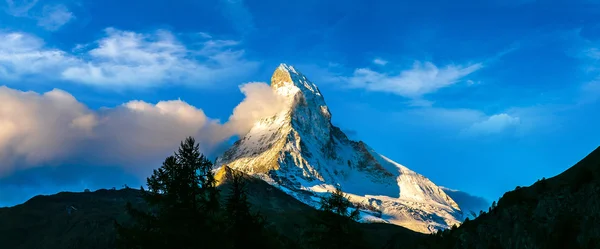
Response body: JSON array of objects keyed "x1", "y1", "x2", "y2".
[
  {"x1": 114, "y1": 137, "x2": 600, "y2": 249},
  {"x1": 114, "y1": 136, "x2": 369, "y2": 249},
  {"x1": 4, "y1": 137, "x2": 595, "y2": 249}
]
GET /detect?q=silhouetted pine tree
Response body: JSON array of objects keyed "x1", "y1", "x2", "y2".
[
  {"x1": 304, "y1": 186, "x2": 366, "y2": 249},
  {"x1": 115, "y1": 136, "x2": 222, "y2": 249},
  {"x1": 223, "y1": 170, "x2": 280, "y2": 249}
]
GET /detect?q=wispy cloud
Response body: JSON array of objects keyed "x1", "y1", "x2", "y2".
[
  {"x1": 0, "y1": 28, "x2": 259, "y2": 88},
  {"x1": 462, "y1": 113, "x2": 521, "y2": 136},
  {"x1": 583, "y1": 80, "x2": 600, "y2": 93},
  {"x1": 296, "y1": 60, "x2": 483, "y2": 107},
  {"x1": 585, "y1": 47, "x2": 600, "y2": 60},
  {"x1": 391, "y1": 107, "x2": 525, "y2": 137},
  {"x1": 466, "y1": 79, "x2": 481, "y2": 85},
  {"x1": 4, "y1": 0, "x2": 38, "y2": 17},
  {"x1": 373, "y1": 58, "x2": 388, "y2": 66},
  {"x1": 581, "y1": 79, "x2": 600, "y2": 103},
  {"x1": 574, "y1": 30, "x2": 600, "y2": 103},
  {"x1": 0, "y1": 32, "x2": 76, "y2": 80},
  {"x1": 219, "y1": 0, "x2": 255, "y2": 35},
  {"x1": 37, "y1": 4, "x2": 75, "y2": 31},
  {"x1": 581, "y1": 43, "x2": 600, "y2": 74},
  {"x1": 306, "y1": 47, "x2": 517, "y2": 106},
  {"x1": 4, "y1": 1, "x2": 74, "y2": 31},
  {"x1": 341, "y1": 61, "x2": 483, "y2": 100}
]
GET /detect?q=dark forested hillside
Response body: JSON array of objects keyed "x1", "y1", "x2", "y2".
[
  {"x1": 413, "y1": 146, "x2": 600, "y2": 249},
  {"x1": 0, "y1": 169, "x2": 421, "y2": 249},
  {"x1": 2, "y1": 143, "x2": 598, "y2": 249},
  {"x1": 0, "y1": 188, "x2": 144, "y2": 249}
]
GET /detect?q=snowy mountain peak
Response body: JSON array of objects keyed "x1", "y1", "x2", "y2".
[
  {"x1": 271, "y1": 64, "x2": 326, "y2": 102},
  {"x1": 216, "y1": 64, "x2": 463, "y2": 233},
  {"x1": 270, "y1": 63, "x2": 332, "y2": 123}
]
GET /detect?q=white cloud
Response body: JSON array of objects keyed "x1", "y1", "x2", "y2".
[
  {"x1": 463, "y1": 113, "x2": 520, "y2": 136},
  {"x1": 0, "y1": 32, "x2": 76, "y2": 80},
  {"x1": 373, "y1": 58, "x2": 388, "y2": 66},
  {"x1": 4, "y1": 1, "x2": 74, "y2": 31},
  {"x1": 581, "y1": 46, "x2": 600, "y2": 74},
  {"x1": 196, "y1": 32, "x2": 213, "y2": 39},
  {"x1": 341, "y1": 61, "x2": 483, "y2": 99},
  {"x1": 0, "y1": 86, "x2": 95, "y2": 170},
  {"x1": 585, "y1": 47, "x2": 600, "y2": 60},
  {"x1": 219, "y1": 82, "x2": 287, "y2": 139},
  {"x1": 65, "y1": 28, "x2": 257, "y2": 87},
  {"x1": 0, "y1": 28, "x2": 259, "y2": 88},
  {"x1": 466, "y1": 79, "x2": 481, "y2": 85},
  {"x1": 392, "y1": 107, "x2": 524, "y2": 137},
  {"x1": 37, "y1": 4, "x2": 74, "y2": 31},
  {"x1": 0, "y1": 83, "x2": 285, "y2": 177}
]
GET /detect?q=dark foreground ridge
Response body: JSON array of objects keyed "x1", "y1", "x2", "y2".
[
  {"x1": 0, "y1": 173, "x2": 421, "y2": 249},
  {"x1": 411, "y1": 146, "x2": 600, "y2": 249},
  {"x1": 1, "y1": 145, "x2": 598, "y2": 249}
]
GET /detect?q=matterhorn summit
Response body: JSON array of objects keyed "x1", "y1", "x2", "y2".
[{"x1": 216, "y1": 64, "x2": 463, "y2": 233}]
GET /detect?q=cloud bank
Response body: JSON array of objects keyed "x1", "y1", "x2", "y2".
[
  {"x1": 0, "y1": 28, "x2": 259, "y2": 88},
  {"x1": 0, "y1": 83, "x2": 285, "y2": 177}
]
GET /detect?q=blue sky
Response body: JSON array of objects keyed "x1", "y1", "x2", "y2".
[{"x1": 0, "y1": 0, "x2": 599, "y2": 207}]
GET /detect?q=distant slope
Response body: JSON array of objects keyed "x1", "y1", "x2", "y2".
[
  {"x1": 0, "y1": 170, "x2": 423, "y2": 249},
  {"x1": 415, "y1": 146, "x2": 600, "y2": 249},
  {"x1": 440, "y1": 187, "x2": 490, "y2": 220}
]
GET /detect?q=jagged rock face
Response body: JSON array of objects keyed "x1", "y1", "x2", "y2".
[{"x1": 216, "y1": 64, "x2": 462, "y2": 233}]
